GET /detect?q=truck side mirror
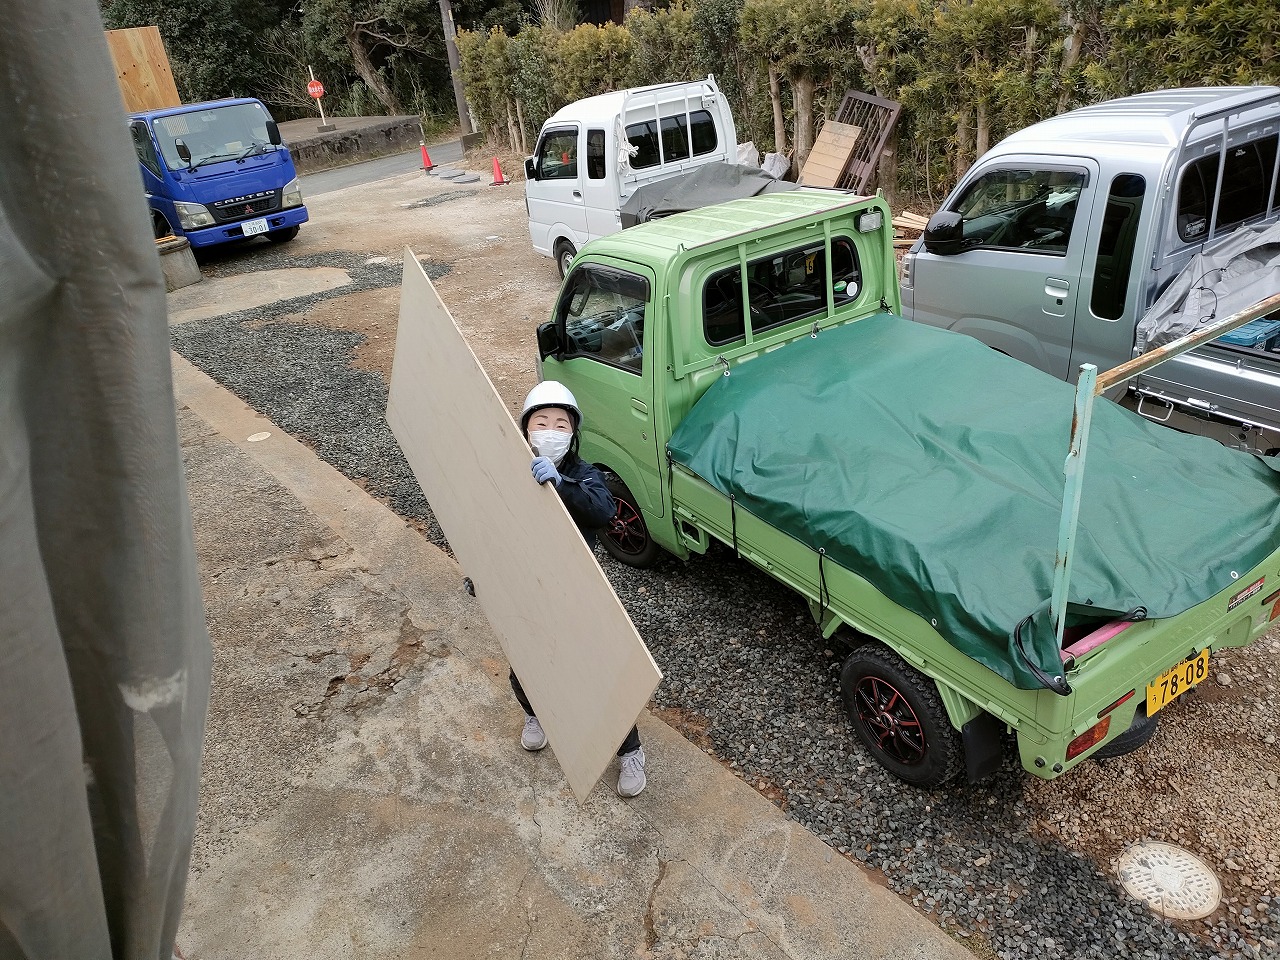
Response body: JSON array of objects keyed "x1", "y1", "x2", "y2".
[
  {"x1": 922, "y1": 211, "x2": 969, "y2": 256},
  {"x1": 525, "y1": 157, "x2": 537, "y2": 181},
  {"x1": 536, "y1": 320, "x2": 563, "y2": 360},
  {"x1": 266, "y1": 121, "x2": 282, "y2": 146},
  {"x1": 175, "y1": 138, "x2": 191, "y2": 164}
]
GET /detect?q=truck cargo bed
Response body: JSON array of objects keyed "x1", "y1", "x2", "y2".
[{"x1": 666, "y1": 313, "x2": 1280, "y2": 690}]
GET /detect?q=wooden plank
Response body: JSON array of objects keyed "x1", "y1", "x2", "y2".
[
  {"x1": 106, "y1": 27, "x2": 180, "y2": 112},
  {"x1": 892, "y1": 212, "x2": 930, "y2": 230},
  {"x1": 387, "y1": 251, "x2": 661, "y2": 801},
  {"x1": 799, "y1": 122, "x2": 861, "y2": 188}
]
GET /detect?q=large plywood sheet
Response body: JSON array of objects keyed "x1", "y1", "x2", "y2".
[
  {"x1": 799, "y1": 121, "x2": 861, "y2": 188},
  {"x1": 387, "y1": 251, "x2": 661, "y2": 801},
  {"x1": 106, "y1": 27, "x2": 180, "y2": 112}
]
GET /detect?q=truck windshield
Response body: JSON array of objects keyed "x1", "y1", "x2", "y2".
[{"x1": 151, "y1": 103, "x2": 273, "y2": 171}]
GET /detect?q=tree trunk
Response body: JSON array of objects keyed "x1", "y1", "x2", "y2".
[
  {"x1": 975, "y1": 98, "x2": 989, "y2": 160},
  {"x1": 438, "y1": 0, "x2": 474, "y2": 133},
  {"x1": 876, "y1": 126, "x2": 899, "y2": 209},
  {"x1": 347, "y1": 31, "x2": 405, "y2": 115},
  {"x1": 515, "y1": 98, "x2": 528, "y2": 154},
  {"x1": 768, "y1": 64, "x2": 787, "y2": 154},
  {"x1": 792, "y1": 72, "x2": 815, "y2": 171},
  {"x1": 506, "y1": 101, "x2": 520, "y2": 153},
  {"x1": 954, "y1": 107, "x2": 972, "y2": 181},
  {"x1": 1057, "y1": 16, "x2": 1085, "y2": 113}
]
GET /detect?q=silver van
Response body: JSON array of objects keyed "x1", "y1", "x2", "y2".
[
  {"x1": 524, "y1": 77, "x2": 737, "y2": 277},
  {"x1": 903, "y1": 87, "x2": 1280, "y2": 452}
]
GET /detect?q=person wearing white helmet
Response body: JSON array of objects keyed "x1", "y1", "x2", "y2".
[{"x1": 510, "y1": 380, "x2": 649, "y2": 797}]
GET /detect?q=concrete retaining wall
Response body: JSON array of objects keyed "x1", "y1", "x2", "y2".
[{"x1": 280, "y1": 116, "x2": 424, "y2": 175}]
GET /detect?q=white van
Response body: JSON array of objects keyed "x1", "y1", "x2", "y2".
[{"x1": 524, "y1": 76, "x2": 738, "y2": 276}]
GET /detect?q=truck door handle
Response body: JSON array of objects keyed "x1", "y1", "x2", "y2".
[
  {"x1": 1045, "y1": 278, "x2": 1070, "y2": 296},
  {"x1": 573, "y1": 190, "x2": 582, "y2": 198},
  {"x1": 630, "y1": 398, "x2": 648, "y2": 414}
]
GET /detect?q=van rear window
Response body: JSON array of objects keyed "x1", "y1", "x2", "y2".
[
  {"x1": 626, "y1": 109, "x2": 718, "y2": 169},
  {"x1": 1177, "y1": 134, "x2": 1279, "y2": 242},
  {"x1": 703, "y1": 236, "x2": 862, "y2": 346}
]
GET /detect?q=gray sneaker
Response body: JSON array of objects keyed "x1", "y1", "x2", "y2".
[
  {"x1": 521, "y1": 715, "x2": 547, "y2": 751},
  {"x1": 617, "y1": 746, "x2": 647, "y2": 797}
]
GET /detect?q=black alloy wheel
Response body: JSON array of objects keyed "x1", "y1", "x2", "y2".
[
  {"x1": 839, "y1": 642, "x2": 963, "y2": 789},
  {"x1": 599, "y1": 475, "x2": 660, "y2": 568}
]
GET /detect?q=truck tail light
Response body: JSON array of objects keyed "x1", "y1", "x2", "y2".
[
  {"x1": 1066, "y1": 717, "x2": 1111, "y2": 760},
  {"x1": 900, "y1": 251, "x2": 914, "y2": 289}
]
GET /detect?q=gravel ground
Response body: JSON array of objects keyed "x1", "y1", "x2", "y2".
[{"x1": 172, "y1": 237, "x2": 1279, "y2": 960}]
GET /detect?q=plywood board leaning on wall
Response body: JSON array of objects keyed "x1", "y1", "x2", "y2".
[
  {"x1": 387, "y1": 251, "x2": 662, "y2": 801},
  {"x1": 106, "y1": 26, "x2": 180, "y2": 112},
  {"x1": 799, "y1": 121, "x2": 861, "y2": 189}
]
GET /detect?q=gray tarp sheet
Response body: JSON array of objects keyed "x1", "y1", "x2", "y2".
[
  {"x1": 1, "y1": 2, "x2": 211, "y2": 958},
  {"x1": 619, "y1": 162, "x2": 798, "y2": 228},
  {"x1": 1136, "y1": 219, "x2": 1280, "y2": 352}
]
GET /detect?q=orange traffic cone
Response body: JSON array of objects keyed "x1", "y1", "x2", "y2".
[
  {"x1": 420, "y1": 141, "x2": 434, "y2": 174},
  {"x1": 490, "y1": 157, "x2": 508, "y2": 186}
]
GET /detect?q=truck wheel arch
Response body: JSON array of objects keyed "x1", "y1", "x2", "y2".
[
  {"x1": 839, "y1": 641, "x2": 965, "y2": 789},
  {"x1": 151, "y1": 210, "x2": 173, "y2": 240},
  {"x1": 597, "y1": 470, "x2": 662, "y2": 568}
]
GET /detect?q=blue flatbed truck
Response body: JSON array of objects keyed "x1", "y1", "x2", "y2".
[{"x1": 126, "y1": 97, "x2": 308, "y2": 248}]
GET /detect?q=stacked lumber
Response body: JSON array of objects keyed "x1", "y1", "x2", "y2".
[{"x1": 891, "y1": 210, "x2": 931, "y2": 247}]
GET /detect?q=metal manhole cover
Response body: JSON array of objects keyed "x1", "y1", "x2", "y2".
[{"x1": 1116, "y1": 841, "x2": 1222, "y2": 920}]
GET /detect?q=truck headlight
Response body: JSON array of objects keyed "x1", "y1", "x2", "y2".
[
  {"x1": 174, "y1": 201, "x2": 215, "y2": 230},
  {"x1": 282, "y1": 178, "x2": 303, "y2": 208}
]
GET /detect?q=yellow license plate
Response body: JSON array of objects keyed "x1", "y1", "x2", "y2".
[{"x1": 1146, "y1": 649, "x2": 1211, "y2": 715}]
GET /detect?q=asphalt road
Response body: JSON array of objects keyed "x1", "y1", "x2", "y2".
[{"x1": 300, "y1": 139, "x2": 463, "y2": 196}]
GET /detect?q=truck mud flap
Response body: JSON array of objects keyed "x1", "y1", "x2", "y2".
[{"x1": 962, "y1": 711, "x2": 1006, "y2": 783}]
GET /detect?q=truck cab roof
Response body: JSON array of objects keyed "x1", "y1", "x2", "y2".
[
  {"x1": 582, "y1": 188, "x2": 875, "y2": 268},
  {"x1": 129, "y1": 97, "x2": 264, "y2": 123},
  {"x1": 995, "y1": 86, "x2": 1280, "y2": 160},
  {"x1": 543, "y1": 77, "x2": 729, "y2": 129}
]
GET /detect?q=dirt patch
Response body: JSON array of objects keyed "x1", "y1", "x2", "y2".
[{"x1": 273, "y1": 287, "x2": 402, "y2": 379}]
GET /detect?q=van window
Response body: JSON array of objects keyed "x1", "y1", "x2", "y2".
[
  {"x1": 703, "y1": 236, "x2": 863, "y2": 346},
  {"x1": 537, "y1": 128, "x2": 578, "y2": 180},
  {"x1": 558, "y1": 265, "x2": 649, "y2": 374},
  {"x1": 587, "y1": 129, "x2": 605, "y2": 179},
  {"x1": 1090, "y1": 174, "x2": 1146, "y2": 321},
  {"x1": 626, "y1": 110, "x2": 718, "y2": 169},
  {"x1": 1176, "y1": 135, "x2": 1279, "y2": 242},
  {"x1": 951, "y1": 167, "x2": 1086, "y2": 254}
]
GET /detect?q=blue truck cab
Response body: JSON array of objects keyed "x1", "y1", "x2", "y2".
[{"x1": 127, "y1": 97, "x2": 308, "y2": 248}]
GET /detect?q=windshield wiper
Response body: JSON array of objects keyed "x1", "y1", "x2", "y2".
[
  {"x1": 189, "y1": 151, "x2": 240, "y2": 172},
  {"x1": 235, "y1": 142, "x2": 268, "y2": 163}
]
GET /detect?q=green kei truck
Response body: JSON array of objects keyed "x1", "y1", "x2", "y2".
[{"x1": 533, "y1": 189, "x2": 1280, "y2": 789}]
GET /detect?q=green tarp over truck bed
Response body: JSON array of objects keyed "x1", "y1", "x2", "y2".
[{"x1": 666, "y1": 314, "x2": 1280, "y2": 690}]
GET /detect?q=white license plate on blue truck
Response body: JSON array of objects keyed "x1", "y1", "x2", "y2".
[{"x1": 241, "y1": 218, "x2": 269, "y2": 237}]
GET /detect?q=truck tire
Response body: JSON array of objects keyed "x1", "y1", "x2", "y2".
[
  {"x1": 1092, "y1": 704, "x2": 1159, "y2": 760},
  {"x1": 267, "y1": 225, "x2": 300, "y2": 244},
  {"x1": 555, "y1": 240, "x2": 577, "y2": 279},
  {"x1": 152, "y1": 211, "x2": 173, "y2": 239},
  {"x1": 599, "y1": 475, "x2": 661, "y2": 568},
  {"x1": 839, "y1": 643, "x2": 963, "y2": 789}
]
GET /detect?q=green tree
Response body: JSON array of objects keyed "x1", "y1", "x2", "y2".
[{"x1": 102, "y1": 0, "x2": 294, "y2": 103}]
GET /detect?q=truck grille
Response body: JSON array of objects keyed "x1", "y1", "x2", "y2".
[{"x1": 210, "y1": 189, "x2": 282, "y2": 224}]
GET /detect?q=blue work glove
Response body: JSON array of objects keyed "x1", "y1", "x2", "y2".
[{"x1": 531, "y1": 456, "x2": 561, "y2": 486}]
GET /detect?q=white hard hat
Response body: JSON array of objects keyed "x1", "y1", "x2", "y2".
[{"x1": 521, "y1": 380, "x2": 580, "y2": 431}]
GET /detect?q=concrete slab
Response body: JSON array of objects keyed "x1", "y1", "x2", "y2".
[
  {"x1": 172, "y1": 354, "x2": 974, "y2": 960},
  {"x1": 166, "y1": 267, "x2": 352, "y2": 325}
]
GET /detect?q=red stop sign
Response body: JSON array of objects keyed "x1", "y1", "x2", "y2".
[{"x1": 307, "y1": 80, "x2": 325, "y2": 99}]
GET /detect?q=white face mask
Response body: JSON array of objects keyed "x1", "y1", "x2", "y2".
[{"x1": 530, "y1": 429, "x2": 572, "y2": 465}]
